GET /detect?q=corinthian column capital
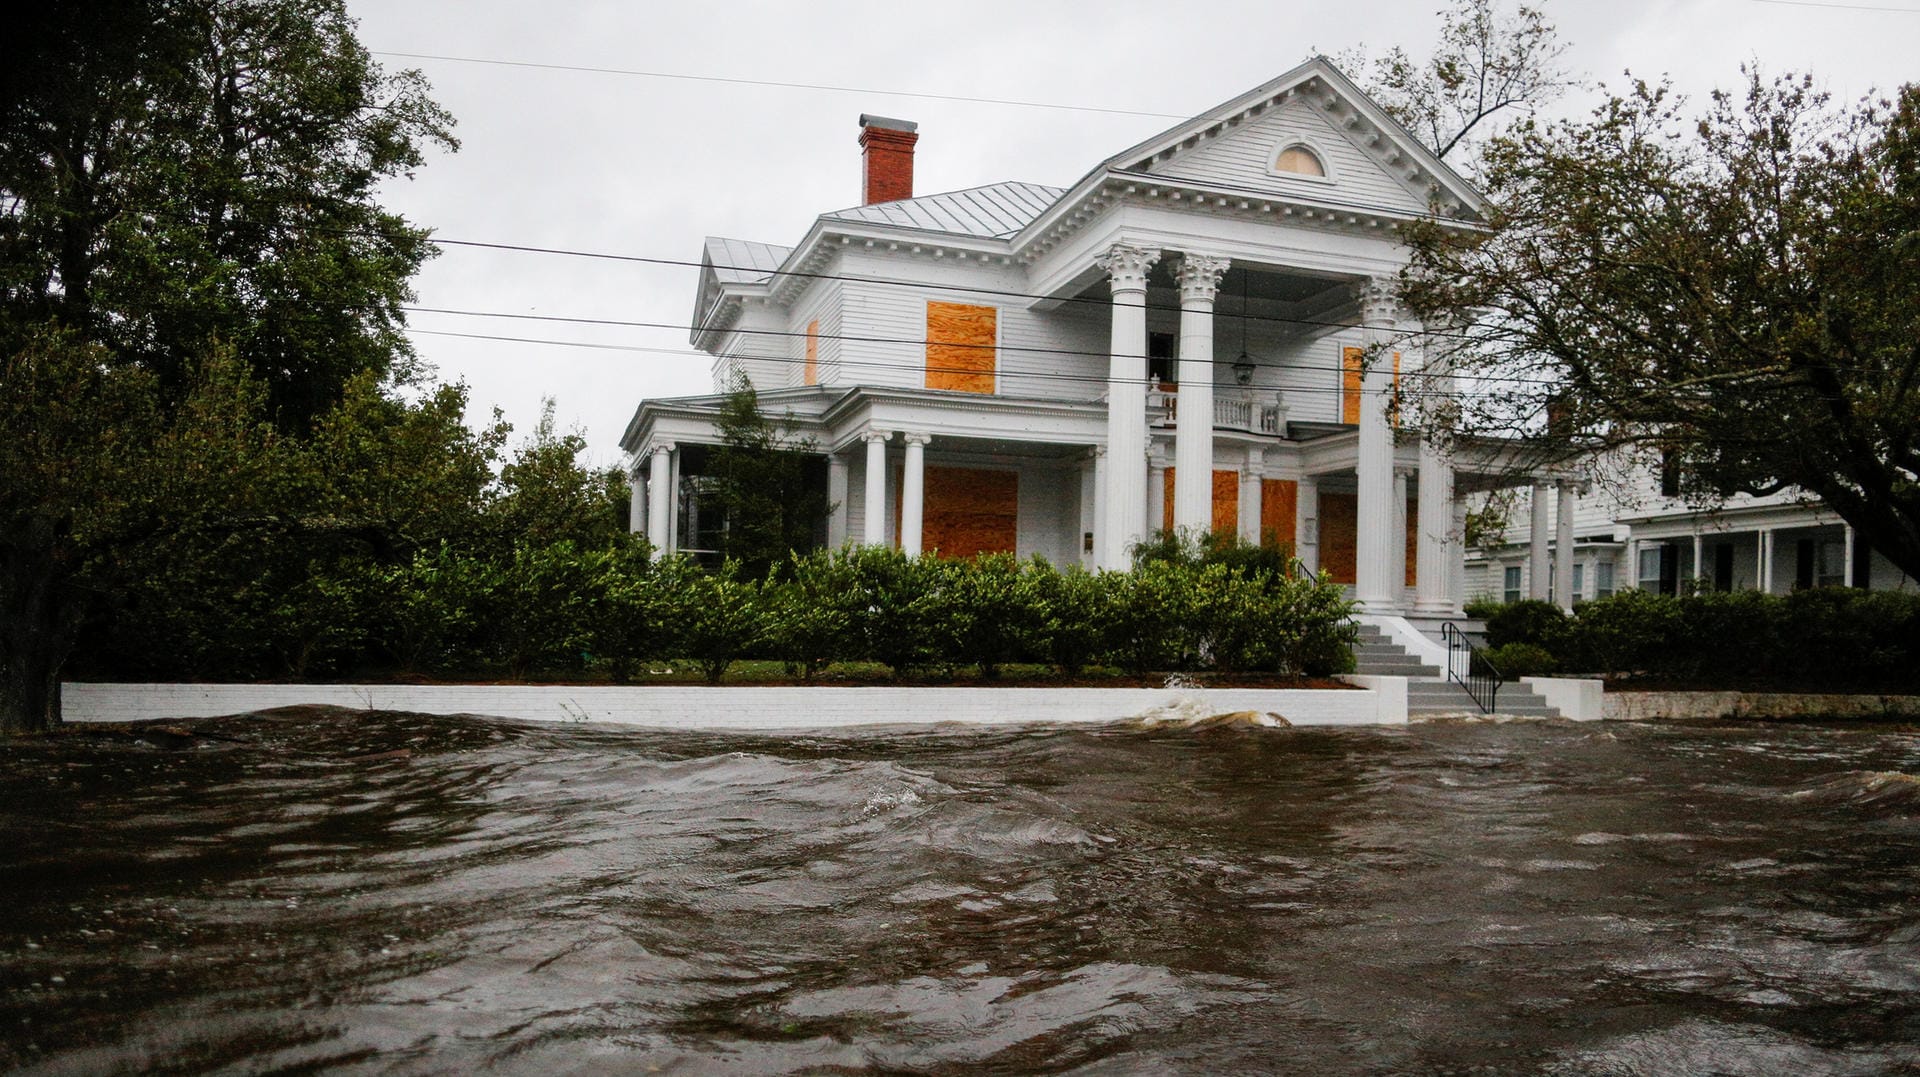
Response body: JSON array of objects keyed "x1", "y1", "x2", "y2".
[
  {"x1": 1094, "y1": 243, "x2": 1160, "y2": 293},
  {"x1": 1357, "y1": 276, "x2": 1402, "y2": 328},
  {"x1": 1174, "y1": 252, "x2": 1231, "y2": 304}
]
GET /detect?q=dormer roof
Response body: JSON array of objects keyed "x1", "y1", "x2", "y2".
[{"x1": 822, "y1": 181, "x2": 1067, "y2": 239}]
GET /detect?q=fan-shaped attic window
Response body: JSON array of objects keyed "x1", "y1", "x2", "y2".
[{"x1": 1273, "y1": 144, "x2": 1327, "y2": 177}]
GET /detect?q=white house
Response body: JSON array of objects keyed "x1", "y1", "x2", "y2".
[
  {"x1": 1465, "y1": 456, "x2": 1918, "y2": 607},
  {"x1": 621, "y1": 57, "x2": 1545, "y2": 625}
]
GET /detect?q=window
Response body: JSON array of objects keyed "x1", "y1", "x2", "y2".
[
  {"x1": 803, "y1": 319, "x2": 819, "y2": 385},
  {"x1": 1817, "y1": 539, "x2": 1846, "y2": 588},
  {"x1": 1572, "y1": 563, "x2": 1585, "y2": 603},
  {"x1": 925, "y1": 301, "x2": 996, "y2": 393},
  {"x1": 1148, "y1": 331, "x2": 1176, "y2": 388},
  {"x1": 1273, "y1": 144, "x2": 1326, "y2": 177},
  {"x1": 1638, "y1": 547, "x2": 1664, "y2": 592},
  {"x1": 1340, "y1": 346, "x2": 1401, "y2": 425},
  {"x1": 1503, "y1": 566, "x2": 1522, "y2": 604},
  {"x1": 1595, "y1": 560, "x2": 1616, "y2": 599},
  {"x1": 1660, "y1": 450, "x2": 1682, "y2": 498}
]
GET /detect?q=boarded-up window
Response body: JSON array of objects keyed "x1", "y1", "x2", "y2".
[
  {"x1": 922, "y1": 466, "x2": 1018, "y2": 558},
  {"x1": 1340, "y1": 346, "x2": 1401, "y2": 425},
  {"x1": 926, "y1": 302, "x2": 996, "y2": 393},
  {"x1": 1405, "y1": 493, "x2": 1419, "y2": 586},
  {"x1": 1320, "y1": 491, "x2": 1358, "y2": 584},
  {"x1": 1274, "y1": 145, "x2": 1326, "y2": 176},
  {"x1": 803, "y1": 320, "x2": 819, "y2": 385},
  {"x1": 1260, "y1": 479, "x2": 1297, "y2": 550},
  {"x1": 1160, "y1": 468, "x2": 1241, "y2": 535}
]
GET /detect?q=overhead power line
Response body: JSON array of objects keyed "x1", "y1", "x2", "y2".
[
  {"x1": 1745, "y1": 0, "x2": 1920, "y2": 11},
  {"x1": 372, "y1": 52, "x2": 1190, "y2": 120}
]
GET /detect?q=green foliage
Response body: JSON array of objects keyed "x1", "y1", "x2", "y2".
[
  {"x1": 700, "y1": 375, "x2": 830, "y2": 576},
  {"x1": 1029, "y1": 562, "x2": 1110, "y2": 676},
  {"x1": 586, "y1": 543, "x2": 669, "y2": 684},
  {"x1": 380, "y1": 542, "x2": 499, "y2": 675},
  {"x1": 762, "y1": 551, "x2": 858, "y2": 681},
  {"x1": 1479, "y1": 642, "x2": 1557, "y2": 678},
  {"x1": 1484, "y1": 599, "x2": 1569, "y2": 650},
  {"x1": 2, "y1": 0, "x2": 458, "y2": 429},
  {"x1": 492, "y1": 400, "x2": 627, "y2": 552},
  {"x1": 942, "y1": 553, "x2": 1045, "y2": 679},
  {"x1": 1404, "y1": 73, "x2": 1920, "y2": 582},
  {"x1": 1462, "y1": 596, "x2": 1506, "y2": 620},
  {"x1": 670, "y1": 562, "x2": 766, "y2": 685}
]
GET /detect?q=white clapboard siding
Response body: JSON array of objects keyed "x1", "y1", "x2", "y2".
[{"x1": 1147, "y1": 99, "x2": 1431, "y2": 216}]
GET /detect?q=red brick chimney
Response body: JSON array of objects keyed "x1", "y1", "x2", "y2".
[{"x1": 858, "y1": 114, "x2": 917, "y2": 205}]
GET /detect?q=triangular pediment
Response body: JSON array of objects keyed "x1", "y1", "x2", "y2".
[{"x1": 1100, "y1": 57, "x2": 1482, "y2": 220}]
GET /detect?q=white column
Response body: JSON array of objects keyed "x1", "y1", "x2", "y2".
[
  {"x1": 1414, "y1": 439, "x2": 1454, "y2": 613},
  {"x1": 1296, "y1": 476, "x2": 1320, "y2": 573},
  {"x1": 1240, "y1": 449, "x2": 1264, "y2": 545},
  {"x1": 645, "y1": 442, "x2": 674, "y2": 557},
  {"x1": 1354, "y1": 278, "x2": 1399, "y2": 610},
  {"x1": 900, "y1": 433, "x2": 928, "y2": 556},
  {"x1": 1173, "y1": 252, "x2": 1231, "y2": 533},
  {"x1": 827, "y1": 453, "x2": 850, "y2": 547},
  {"x1": 1528, "y1": 482, "x2": 1551, "y2": 600},
  {"x1": 1146, "y1": 445, "x2": 1168, "y2": 539},
  {"x1": 862, "y1": 430, "x2": 890, "y2": 546},
  {"x1": 1691, "y1": 532, "x2": 1703, "y2": 591},
  {"x1": 1449, "y1": 498, "x2": 1469, "y2": 613},
  {"x1": 1843, "y1": 524, "x2": 1856, "y2": 587},
  {"x1": 628, "y1": 470, "x2": 645, "y2": 534},
  {"x1": 1095, "y1": 243, "x2": 1159, "y2": 569},
  {"x1": 1555, "y1": 481, "x2": 1577, "y2": 611},
  {"x1": 1092, "y1": 446, "x2": 1110, "y2": 564},
  {"x1": 1757, "y1": 529, "x2": 1774, "y2": 594},
  {"x1": 1391, "y1": 466, "x2": 1411, "y2": 602}
]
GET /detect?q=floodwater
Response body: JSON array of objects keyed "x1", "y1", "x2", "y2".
[{"x1": 3, "y1": 711, "x2": 1919, "y2": 1075}]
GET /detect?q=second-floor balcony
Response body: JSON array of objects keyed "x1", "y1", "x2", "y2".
[{"x1": 1148, "y1": 386, "x2": 1288, "y2": 435}]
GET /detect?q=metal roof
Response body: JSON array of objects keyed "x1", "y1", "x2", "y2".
[
  {"x1": 703, "y1": 236, "x2": 793, "y2": 285},
  {"x1": 822, "y1": 181, "x2": 1066, "y2": 239}
]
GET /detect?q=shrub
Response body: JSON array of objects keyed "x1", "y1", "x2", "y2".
[
  {"x1": 1029, "y1": 561, "x2": 1109, "y2": 676},
  {"x1": 669, "y1": 561, "x2": 765, "y2": 684},
  {"x1": 1562, "y1": 588, "x2": 1679, "y2": 676},
  {"x1": 943, "y1": 553, "x2": 1044, "y2": 678},
  {"x1": 762, "y1": 550, "x2": 858, "y2": 681},
  {"x1": 1479, "y1": 642, "x2": 1557, "y2": 678},
  {"x1": 1484, "y1": 599, "x2": 1570, "y2": 651},
  {"x1": 1462, "y1": 596, "x2": 1505, "y2": 620},
  {"x1": 1273, "y1": 571, "x2": 1360, "y2": 676},
  {"x1": 585, "y1": 543, "x2": 673, "y2": 683},
  {"x1": 1102, "y1": 560, "x2": 1201, "y2": 674}
]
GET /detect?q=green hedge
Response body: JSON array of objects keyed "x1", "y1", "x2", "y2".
[
  {"x1": 1471, "y1": 589, "x2": 1920, "y2": 690},
  {"x1": 79, "y1": 540, "x2": 1359, "y2": 684}
]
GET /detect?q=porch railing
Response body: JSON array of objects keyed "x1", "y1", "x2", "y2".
[
  {"x1": 1441, "y1": 622, "x2": 1502, "y2": 715},
  {"x1": 1147, "y1": 388, "x2": 1284, "y2": 434}
]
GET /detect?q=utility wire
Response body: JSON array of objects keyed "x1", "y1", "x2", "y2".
[
  {"x1": 401, "y1": 304, "x2": 1578, "y2": 390},
  {"x1": 372, "y1": 51, "x2": 1191, "y2": 120},
  {"x1": 1745, "y1": 0, "x2": 1920, "y2": 12}
]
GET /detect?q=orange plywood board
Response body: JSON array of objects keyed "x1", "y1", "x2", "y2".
[
  {"x1": 1341, "y1": 347, "x2": 1363, "y2": 424},
  {"x1": 803, "y1": 320, "x2": 819, "y2": 385},
  {"x1": 1405, "y1": 493, "x2": 1419, "y2": 586},
  {"x1": 1320, "y1": 491, "x2": 1358, "y2": 584},
  {"x1": 925, "y1": 302, "x2": 996, "y2": 393},
  {"x1": 924, "y1": 465, "x2": 1018, "y2": 558},
  {"x1": 1261, "y1": 479, "x2": 1297, "y2": 550},
  {"x1": 1160, "y1": 467, "x2": 1241, "y2": 536}
]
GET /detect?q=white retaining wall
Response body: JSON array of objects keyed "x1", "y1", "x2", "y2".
[{"x1": 60, "y1": 682, "x2": 1405, "y2": 730}]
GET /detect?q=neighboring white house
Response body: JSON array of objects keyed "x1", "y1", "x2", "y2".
[
  {"x1": 1464, "y1": 454, "x2": 1918, "y2": 607},
  {"x1": 621, "y1": 56, "x2": 1551, "y2": 621}
]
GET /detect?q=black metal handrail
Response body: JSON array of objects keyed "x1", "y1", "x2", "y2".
[{"x1": 1441, "y1": 622, "x2": 1503, "y2": 715}]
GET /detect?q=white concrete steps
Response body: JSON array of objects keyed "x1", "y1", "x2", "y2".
[{"x1": 1350, "y1": 623, "x2": 1562, "y2": 718}]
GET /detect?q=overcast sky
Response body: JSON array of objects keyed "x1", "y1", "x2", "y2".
[{"x1": 343, "y1": 0, "x2": 1918, "y2": 469}]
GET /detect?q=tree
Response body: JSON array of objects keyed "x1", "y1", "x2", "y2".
[
  {"x1": 1401, "y1": 74, "x2": 1920, "y2": 580},
  {"x1": 1, "y1": 0, "x2": 456, "y2": 429},
  {"x1": 1332, "y1": 0, "x2": 1571, "y2": 165},
  {"x1": 701, "y1": 375, "x2": 831, "y2": 575},
  {"x1": 491, "y1": 399, "x2": 628, "y2": 551},
  {"x1": 2, "y1": 334, "x2": 289, "y2": 729}
]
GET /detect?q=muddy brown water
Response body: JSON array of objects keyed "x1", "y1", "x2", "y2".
[{"x1": 2, "y1": 710, "x2": 1918, "y2": 1074}]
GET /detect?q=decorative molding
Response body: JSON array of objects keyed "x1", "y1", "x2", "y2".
[
  {"x1": 1357, "y1": 276, "x2": 1402, "y2": 328},
  {"x1": 1094, "y1": 243, "x2": 1161, "y2": 292},
  {"x1": 863, "y1": 429, "x2": 892, "y2": 444},
  {"x1": 901, "y1": 432, "x2": 932, "y2": 447},
  {"x1": 651, "y1": 440, "x2": 676, "y2": 458},
  {"x1": 1174, "y1": 252, "x2": 1232, "y2": 304}
]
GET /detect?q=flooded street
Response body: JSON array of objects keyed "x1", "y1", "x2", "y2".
[{"x1": 3, "y1": 711, "x2": 1918, "y2": 1074}]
